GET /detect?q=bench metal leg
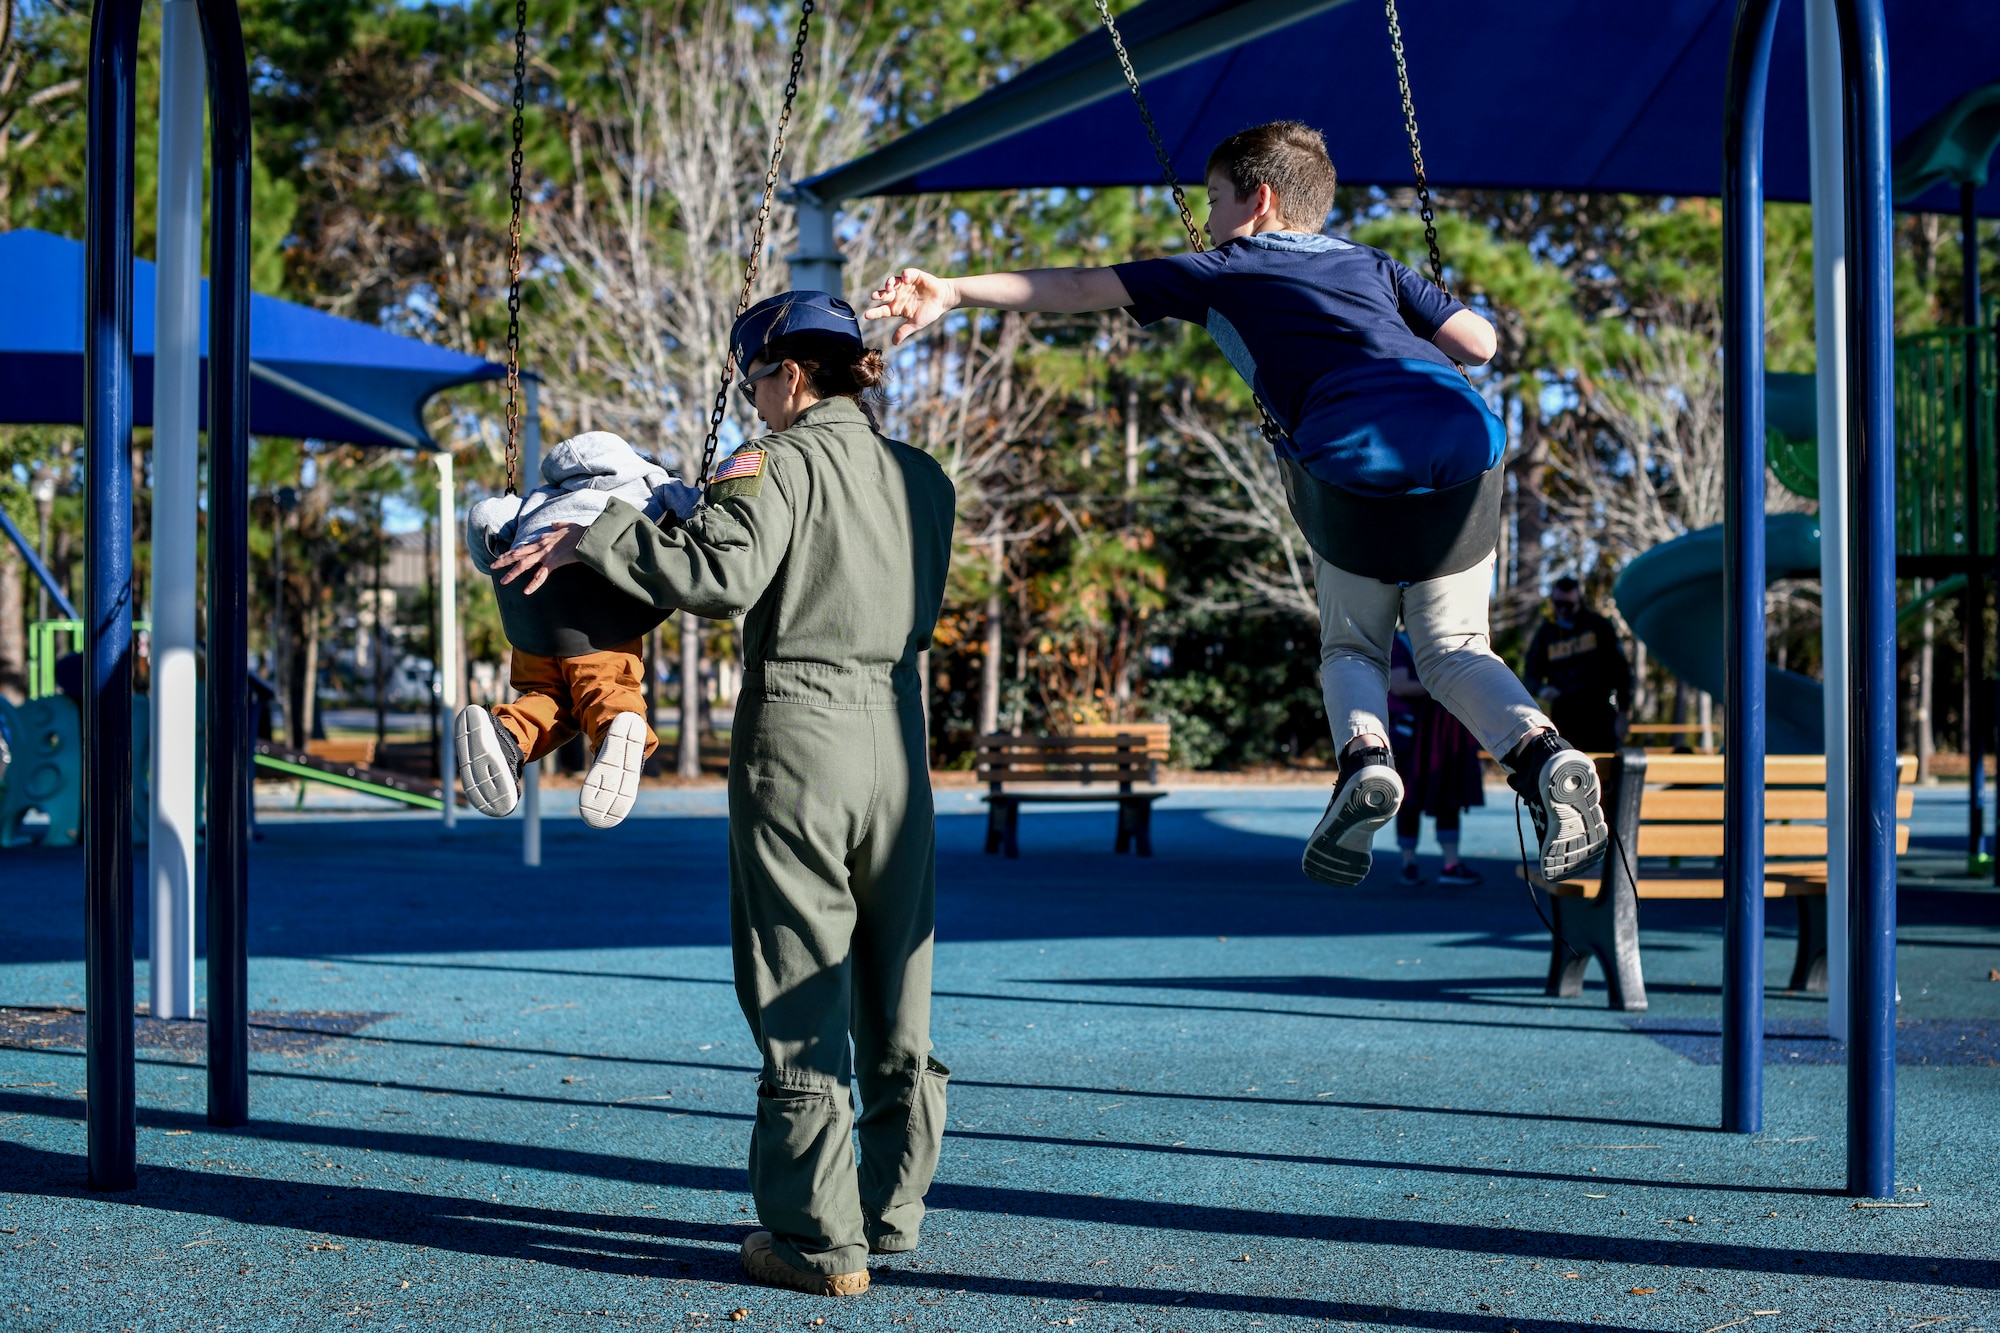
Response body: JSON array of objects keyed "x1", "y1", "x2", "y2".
[
  {"x1": 1541, "y1": 750, "x2": 1649, "y2": 1011},
  {"x1": 984, "y1": 802, "x2": 1004, "y2": 855},
  {"x1": 1547, "y1": 898, "x2": 1594, "y2": 998},
  {"x1": 1789, "y1": 895, "x2": 1829, "y2": 993},
  {"x1": 1114, "y1": 800, "x2": 1132, "y2": 854},
  {"x1": 1002, "y1": 801, "x2": 1021, "y2": 859},
  {"x1": 1133, "y1": 799, "x2": 1153, "y2": 857}
]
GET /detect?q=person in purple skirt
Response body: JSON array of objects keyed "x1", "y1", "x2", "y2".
[{"x1": 1387, "y1": 630, "x2": 1486, "y2": 886}]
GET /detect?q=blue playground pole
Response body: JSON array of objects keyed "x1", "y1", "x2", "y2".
[
  {"x1": 199, "y1": 0, "x2": 255, "y2": 1130},
  {"x1": 1720, "y1": 0, "x2": 1779, "y2": 1136},
  {"x1": 1836, "y1": 0, "x2": 1898, "y2": 1200},
  {"x1": 82, "y1": 0, "x2": 143, "y2": 1194}
]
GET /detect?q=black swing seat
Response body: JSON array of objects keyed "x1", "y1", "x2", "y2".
[
  {"x1": 1280, "y1": 459, "x2": 1505, "y2": 585},
  {"x1": 491, "y1": 562, "x2": 669, "y2": 659}
]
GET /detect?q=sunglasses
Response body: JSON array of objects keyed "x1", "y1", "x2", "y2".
[{"x1": 736, "y1": 361, "x2": 785, "y2": 404}]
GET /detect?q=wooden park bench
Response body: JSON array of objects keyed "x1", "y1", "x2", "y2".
[
  {"x1": 976, "y1": 732, "x2": 1167, "y2": 858},
  {"x1": 306, "y1": 738, "x2": 378, "y2": 767},
  {"x1": 1527, "y1": 750, "x2": 1914, "y2": 1011}
]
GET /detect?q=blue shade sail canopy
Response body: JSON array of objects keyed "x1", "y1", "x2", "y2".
[
  {"x1": 808, "y1": 0, "x2": 2000, "y2": 218},
  {"x1": 0, "y1": 228, "x2": 504, "y2": 449}
]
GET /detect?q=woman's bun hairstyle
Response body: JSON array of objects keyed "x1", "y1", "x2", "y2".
[{"x1": 759, "y1": 331, "x2": 888, "y2": 425}]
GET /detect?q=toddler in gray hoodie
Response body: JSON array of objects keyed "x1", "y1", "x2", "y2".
[{"x1": 457, "y1": 431, "x2": 701, "y2": 830}]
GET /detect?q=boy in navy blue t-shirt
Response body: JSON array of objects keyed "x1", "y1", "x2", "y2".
[{"x1": 867, "y1": 121, "x2": 1607, "y2": 888}]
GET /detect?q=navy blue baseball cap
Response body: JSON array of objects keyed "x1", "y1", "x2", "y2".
[{"x1": 730, "y1": 290, "x2": 863, "y2": 372}]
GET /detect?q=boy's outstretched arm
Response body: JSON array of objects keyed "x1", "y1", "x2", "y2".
[
  {"x1": 1433, "y1": 308, "x2": 1497, "y2": 366},
  {"x1": 866, "y1": 267, "x2": 1132, "y2": 345}
]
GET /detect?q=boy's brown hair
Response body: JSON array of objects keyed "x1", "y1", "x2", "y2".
[{"x1": 1205, "y1": 121, "x2": 1337, "y2": 231}]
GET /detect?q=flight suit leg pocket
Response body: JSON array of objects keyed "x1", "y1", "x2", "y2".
[
  {"x1": 748, "y1": 1077, "x2": 865, "y2": 1274},
  {"x1": 863, "y1": 1056, "x2": 949, "y2": 1253}
]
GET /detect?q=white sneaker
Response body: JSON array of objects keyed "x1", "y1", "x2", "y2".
[
  {"x1": 579, "y1": 711, "x2": 647, "y2": 829},
  {"x1": 456, "y1": 705, "x2": 523, "y2": 818}
]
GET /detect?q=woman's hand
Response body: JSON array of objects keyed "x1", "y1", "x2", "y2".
[
  {"x1": 864, "y1": 268, "x2": 957, "y2": 345},
  {"x1": 491, "y1": 522, "x2": 586, "y2": 596}
]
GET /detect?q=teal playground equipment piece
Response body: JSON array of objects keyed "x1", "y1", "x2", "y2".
[
  {"x1": 1618, "y1": 331, "x2": 1998, "y2": 757},
  {"x1": 0, "y1": 692, "x2": 81, "y2": 847},
  {"x1": 0, "y1": 615, "x2": 448, "y2": 836},
  {"x1": 1615, "y1": 513, "x2": 1829, "y2": 753}
]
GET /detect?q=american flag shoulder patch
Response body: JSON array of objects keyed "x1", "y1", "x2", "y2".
[{"x1": 712, "y1": 450, "x2": 765, "y2": 483}]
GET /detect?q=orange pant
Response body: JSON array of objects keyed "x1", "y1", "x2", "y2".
[{"x1": 492, "y1": 643, "x2": 659, "y2": 764}]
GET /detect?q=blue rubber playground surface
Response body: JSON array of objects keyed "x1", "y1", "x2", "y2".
[{"x1": 3, "y1": 782, "x2": 1999, "y2": 1332}]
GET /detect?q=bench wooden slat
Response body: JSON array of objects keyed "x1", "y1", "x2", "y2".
[
  {"x1": 1641, "y1": 753, "x2": 1918, "y2": 785},
  {"x1": 977, "y1": 763, "x2": 1154, "y2": 781},
  {"x1": 307, "y1": 739, "x2": 378, "y2": 766},
  {"x1": 1638, "y1": 788, "x2": 1914, "y2": 821},
  {"x1": 1633, "y1": 823, "x2": 1909, "y2": 858},
  {"x1": 982, "y1": 791, "x2": 1167, "y2": 805},
  {"x1": 975, "y1": 735, "x2": 1152, "y2": 752},
  {"x1": 1531, "y1": 869, "x2": 1817, "y2": 899},
  {"x1": 1069, "y1": 722, "x2": 1171, "y2": 760}
]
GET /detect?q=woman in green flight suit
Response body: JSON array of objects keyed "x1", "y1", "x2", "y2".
[{"x1": 494, "y1": 291, "x2": 956, "y2": 1298}]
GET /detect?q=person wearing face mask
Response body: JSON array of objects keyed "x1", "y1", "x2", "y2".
[
  {"x1": 1522, "y1": 576, "x2": 1633, "y2": 755},
  {"x1": 492, "y1": 290, "x2": 957, "y2": 1299}
]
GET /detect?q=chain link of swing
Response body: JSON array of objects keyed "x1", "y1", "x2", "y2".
[
  {"x1": 502, "y1": 0, "x2": 529, "y2": 495},
  {"x1": 695, "y1": 0, "x2": 818, "y2": 504},
  {"x1": 1094, "y1": 0, "x2": 1464, "y2": 440},
  {"x1": 1093, "y1": 0, "x2": 1288, "y2": 445},
  {"x1": 499, "y1": 1, "x2": 816, "y2": 505},
  {"x1": 1384, "y1": 0, "x2": 1450, "y2": 298},
  {"x1": 1092, "y1": 0, "x2": 1202, "y2": 252}
]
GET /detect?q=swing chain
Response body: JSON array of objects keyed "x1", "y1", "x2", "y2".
[
  {"x1": 1093, "y1": 0, "x2": 1201, "y2": 255},
  {"x1": 502, "y1": 0, "x2": 529, "y2": 497},
  {"x1": 1384, "y1": 0, "x2": 1449, "y2": 297},
  {"x1": 696, "y1": 0, "x2": 817, "y2": 503},
  {"x1": 1094, "y1": 0, "x2": 1290, "y2": 447}
]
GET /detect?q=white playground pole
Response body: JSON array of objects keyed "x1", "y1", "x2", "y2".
[
  {"x1": 1806, "y1": 0, "x2": 1851, "y2": 1041},
  {"x1": 521, "y1": 377, "x2": 542, "y2": 867},
  {"x1": 148, "y1": 0, "x2": 204, "y2": 1022},
  {"x1": 436, "y1": 452, "x2": 458, "y2": 831}
]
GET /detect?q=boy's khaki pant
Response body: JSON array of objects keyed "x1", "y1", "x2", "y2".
[
  {"x1": 1314, "y1": 551, "x2": 1553, "y2": 762},
  {"x1": 728, "y1": 667, "x2": 947, "y2": 1277},
  {"x1": 492, "y1": 642, "x2": 659, "y2": 763}
]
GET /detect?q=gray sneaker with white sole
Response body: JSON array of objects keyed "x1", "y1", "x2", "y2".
[
  {"x1": 1506, "y1": 735, "x2": 1608, "y2": 883},
  {"x1": 1302, "y1": 747, "x2": 1403, "y2": 887}
]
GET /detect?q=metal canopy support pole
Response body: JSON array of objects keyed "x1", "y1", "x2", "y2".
[
  {"x1": 1968, "y1": 183, "x2": 1994, "y2": 886},
  {"x1": 1836, "y1": 0, "x2": 1898, "y2": 1200},
  {"x1": 1963, "y1": 186, "x2": 1988, "y2": 871},
  {"x1": 1720, "y1": 0, "x2": 1779, "y2": 1136},
  {"x1": 150, "y1": 0, "x2": 205, "y2": 1024},
  {"x1": 199, "y1": 0, "x2": 254, "y2": 1129},
  {"x1": 82, "y1": 0, "x2": 143, "y2": 1194},
  {"x1": 1805, "y1": 0, "x2": 1852, "y2": 1043},
  {"x1": 436, "y1": 452, "x2": 458, "y2": 832},
  {"x1": 522, "y1": 377, "x2": 542, "y2": 868},
  {"x1": 787, "y1": 189, "x2": 845, "y2": 297}
]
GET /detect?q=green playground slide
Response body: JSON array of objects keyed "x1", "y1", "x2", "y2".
[
  {"x1": 1616, "y1": 345, "x2": 1991, "y2": 754},
  {"x1": 1612, "y1": 512, "x2": 1829, "y2": 753}
]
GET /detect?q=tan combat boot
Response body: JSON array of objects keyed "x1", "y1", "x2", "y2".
[{"x1": 739, "y1": 1231, "x2": 870, "y2": 1297}]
